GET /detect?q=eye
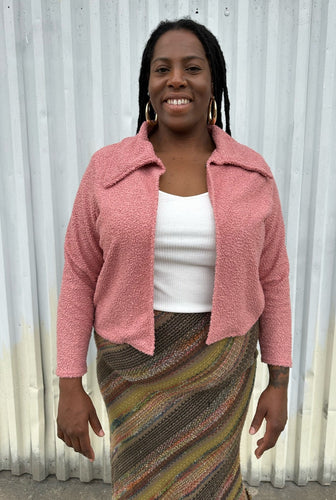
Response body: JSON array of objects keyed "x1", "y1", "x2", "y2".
[
  {"x1": 155, "y1": 67, "x2": 169, "y2": 73},
  {"x1": 186, "y1": 66, "x2": 202, "y2": 73}
]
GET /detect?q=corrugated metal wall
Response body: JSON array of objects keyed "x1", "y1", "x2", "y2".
[{"x1": 1, "y1": 0, "x2": 335, "y2": 488}]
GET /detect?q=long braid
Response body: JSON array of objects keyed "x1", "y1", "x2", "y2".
[{"x1": 136, "y1": 18, "x2": 231, "y2": 135}]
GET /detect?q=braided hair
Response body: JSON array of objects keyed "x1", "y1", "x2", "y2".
[{"x1": 136, "y1": 18, "x2": 231, "y2": 135}]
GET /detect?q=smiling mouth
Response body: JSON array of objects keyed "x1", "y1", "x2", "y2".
[{"x1": 165, "y1": 98, "x2": 191, "y2": 105}]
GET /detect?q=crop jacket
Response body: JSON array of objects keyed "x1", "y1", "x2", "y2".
[{"x1": 56, "y1": 122, "x2": 292, "y2": 377}]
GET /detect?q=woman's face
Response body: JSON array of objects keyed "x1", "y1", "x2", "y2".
[{"x1": 148, "y1": 29, "x2": 213, "y2": 134}]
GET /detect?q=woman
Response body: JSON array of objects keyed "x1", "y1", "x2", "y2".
[{"x1": 57, "y1": 19, "x2": 291, "y2": 500}]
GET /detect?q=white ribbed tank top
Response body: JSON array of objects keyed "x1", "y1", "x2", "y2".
[{"x1": 153, "y1": 190, "x2": 216, "y2": 312}]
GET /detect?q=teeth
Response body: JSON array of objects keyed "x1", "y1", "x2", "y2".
[{"x1": 166, "y1": 98, "x2": 190, "y2": 105}]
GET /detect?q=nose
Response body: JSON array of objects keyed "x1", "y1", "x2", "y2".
[{"x1": 167, "y1": 68, "x2": 187, "y2": 88}]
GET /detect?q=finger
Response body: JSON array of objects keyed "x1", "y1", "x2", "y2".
[
  {"x1": 249, "y1": 405, "x2": 266, "y2": 435},
  {"x1": 255, "y1": 427, "x2": 280, "y2": 458},
  {"x1": 58, "y1": 429, "x2": 74, "y2": 451},
  {"x1": 57, "y1": 428, "x2": 65, "y2": 441},
  {"x1": 254, "y1": 437, "x2": 263, "y2": 459},
  {"x1": 89, "y1": 409, "x2": 105, "y2": 437},
  {"x1": 255, "y1": 439, "x2": 272, "y2": 459},
  {"x1": 63, "y1": 434, "x2": 73, "y2": 449},
  {"x1": 71, "y1": 437, "x2": 82, "y2": 454},
  {"x1": 78, "y1": 432, "x2": 95, "y2": 462}
]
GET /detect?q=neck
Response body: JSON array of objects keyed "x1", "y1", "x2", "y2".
[{"x1": 149, "y1": 123, "x2": 215, "y2": 155}]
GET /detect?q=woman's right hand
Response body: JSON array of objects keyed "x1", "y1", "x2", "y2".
[{"x1": 57, "y1": 377, "x2": 105, "y2": 462}]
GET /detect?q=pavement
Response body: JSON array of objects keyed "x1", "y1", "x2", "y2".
[{"x1": 0, "y1": 470, "x2": 336, "y2": 499}]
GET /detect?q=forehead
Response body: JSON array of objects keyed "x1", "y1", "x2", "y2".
[{"x1": 151, "y1": 29, "x2": 207, "y2": 62}]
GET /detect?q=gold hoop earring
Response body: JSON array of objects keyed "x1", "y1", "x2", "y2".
[
  {"x1": 145, "y1": 101, "x2": 158, "y2": 126},
  {"x1": 208, "y1": 98, "x2": 217, "y2": 125}
]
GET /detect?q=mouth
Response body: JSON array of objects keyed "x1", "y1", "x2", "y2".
[{"x1": 165, "y1": 98, "x2": 191, "y2": 106}]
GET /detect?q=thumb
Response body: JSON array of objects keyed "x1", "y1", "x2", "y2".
[
  {"x1": 89, "y1": 408, "x2": 105, "y2": 437},
  {"x1": 249, "y1": 403, "x2": 265, "y2": 435}
]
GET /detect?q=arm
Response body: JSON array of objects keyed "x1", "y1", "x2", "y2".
[
  {"x1": 249, "y1": 365, "x2": 289, "y2": 458},
  {"x1": 57, "y1": 155, "x2": 103, "y2": 377},
  {"x1": 249, "y1": 175, "x2": 291, "y2": 457},
  {"x1": 56, "y1": 155, "x2": 104, "y2": 458},
  {"x1": 258, "y1": 178, "x2": 292, "y2": 366},
  {"x1": 57, "y1": 377, "x2": 104, "y2": 461}
]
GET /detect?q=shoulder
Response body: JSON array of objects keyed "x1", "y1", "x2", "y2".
[
  {"x1": 85, "y1": 133, "x2": 142, "y2": 188},
  {"x1": 210, "y1": 126, "x2": 273, "y2": 179},
  {"x1": 90, "y1": 134, "x2": 139, "y2": 166},
  {"x1": 87, "y1": 123, "x2": 157, "y2": 188}
]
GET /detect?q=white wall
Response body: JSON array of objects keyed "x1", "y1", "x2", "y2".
[{"x1": 0, "y1": 0, "x2": 335, "y2": 486}]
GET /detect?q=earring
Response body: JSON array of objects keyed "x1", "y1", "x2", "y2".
[
  {"x1": 145, "y1": 101, "x2": 158, "y2": 126},
  {"x1": 208, "y1": 98, "x2": 217, "y2": 125}
]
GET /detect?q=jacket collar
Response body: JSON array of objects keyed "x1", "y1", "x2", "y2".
[{"x1": 103, "y1": 122, "x2": 272, "y2": 188}]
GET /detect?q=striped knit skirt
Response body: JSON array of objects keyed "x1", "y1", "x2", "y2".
[{"x1": 95, "y1": 311, "x2": 258, "y2": 500}]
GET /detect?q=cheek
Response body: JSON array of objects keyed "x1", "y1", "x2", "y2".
[
  {"x1": 199, "y1": 78, "x2": 213, "y2": 100},
  {"x1": 201, "y1": 87, "x2": 213, "y2": 106},
  {"x1": 148, "y1": 80, "x2": 159, "y2": 103},
  {"x1": 147, "y1": 74, "x2": 154, "y2": 94}
]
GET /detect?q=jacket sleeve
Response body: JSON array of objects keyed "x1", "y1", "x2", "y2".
[
  {"x1": 56, "y1": 155, "x2": 103, "y2": 377},
  {"x1": 258, "y1": 178, "x2": 292, "y2": 367}
]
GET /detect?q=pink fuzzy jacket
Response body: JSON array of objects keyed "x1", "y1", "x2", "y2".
[{"x1": 56, "y1": 122, "x2": 292, "y2": 377}]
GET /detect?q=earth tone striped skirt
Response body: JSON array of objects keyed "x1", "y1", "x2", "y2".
[{"x1": 95, "y1": 311, "x2": 258, "y2": 499}]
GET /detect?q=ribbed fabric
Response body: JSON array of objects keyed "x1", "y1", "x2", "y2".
[
  {"x1": 95, "y1": 311, "x2": 258, "y2": 499},
  {"x1": 154, "y1": 190, "x2": 216, "y2": 312}
]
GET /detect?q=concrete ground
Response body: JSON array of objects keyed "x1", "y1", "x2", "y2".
[{"x1": 0, "y1": 471, "x2": 335, "y2": 499}]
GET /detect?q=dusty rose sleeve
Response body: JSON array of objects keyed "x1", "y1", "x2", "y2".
[
  {"x1": 258, "y1": 178, "x2": 292, "y2": 366},
  {"x1": 56, "y1": 156, "x2": 103, "y2": 377}
]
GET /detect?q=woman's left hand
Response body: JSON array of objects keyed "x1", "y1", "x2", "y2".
[{"x1": 249, "y1": 365, "x2": 289, "y2": 459}]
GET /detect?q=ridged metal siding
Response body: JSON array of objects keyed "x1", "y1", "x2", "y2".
[{"x1": 1, "y1": 0, "x2": 335, "y2": 487}]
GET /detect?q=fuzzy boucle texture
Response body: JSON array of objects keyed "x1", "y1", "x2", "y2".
[{"x1": 56, "y1": 122, "x2": 292, "y2": 377}]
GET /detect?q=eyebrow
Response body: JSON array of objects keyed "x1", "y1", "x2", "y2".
[{"x1": 151, "y1": 55, "x2": 206, "y2": 65}]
